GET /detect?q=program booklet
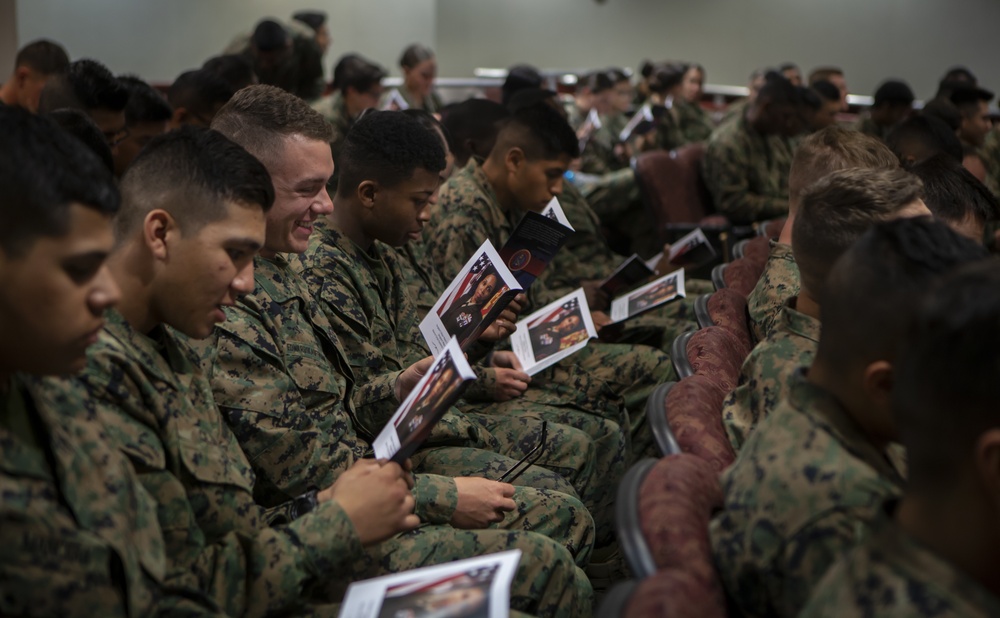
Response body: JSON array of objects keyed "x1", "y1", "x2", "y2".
[
  {"x1": 420, "y1": 240, "x2": 522, "y2": 354},
  {"x1": 609, "y1": 268, "x2": 687, "y2": 323},
  {"x1": 497, "y1": 197, "x2": 574, "y2": 291},
  {"x1": 373, "y1": 336, "x2": 475, "y2": 463},
  {"x1": 599, "y1": 254, "x2": 654, "y2": 296},
  {"x1": 644, "y1": 228, "x2": 716, "y2": 273},
  {"x1": 510, "y1": 289, "x2": 598, "y2": 376},
  {"x1": 338, "y1": 550, "x2": 522, "y2": 618},
  {"x1": 381, "y1": 88, "x2": 410, "y2": 111}
]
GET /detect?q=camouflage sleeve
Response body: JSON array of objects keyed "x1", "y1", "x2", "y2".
[
  {"x1": 463, "y1": 365, "x2": 499, "y2": 401},
  {"x1": 427, "y1": 212, "x2": 493, "y2": 283},
  {"x1": 797, "y1": 560, "x2": 861, "y2": 618},
  {"x1": 703, "y1": 139, "x2": 789, "y2": 224},
  {"x1": 411, "y1": 473, "x2": 459, "y2": 524},
  {"x1": 747, "y1": 242, "x2": 800, "y2": 342},
  {"x1": 351, "y1": 370, "x2": 404, "y2": 431},
  {"x1": 721, "y1": 382, "x2": 754, "y2": 452}
]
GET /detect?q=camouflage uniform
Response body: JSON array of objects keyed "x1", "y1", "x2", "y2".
[
  {"x1": 720, "y1": 98, "x2": 749, "y2": 126},
  {"x1": 747, "y1": 240, "x2": 800, "y2": 343},
  {"x1": 710, "y1": 371, "x2": 906, "y2": 618},
  {"x1": 801, "y1": 503, "x2": 1000, "y2": 618},
  {"x1": 224, "y1": 20, "x2": 325, "y2": 102},
  {"x1": 0, "y1": 374, "x2": 219, "y2": 617},
  {"x1": 854, "y1": 115, "x2": 891, "y2": 143},
  {"x1": 702, "y1": 113, "x2": 795, "y2": 224},
  {"x1": 675, "y1": 99, "x2": 715, "y2": 144},
  {"x1": 291, "y1": 221, "x2": 628, "y2": 546},
  {"x1": 721, "y1": 298, "x2": 819, "y2": 451},
  {"x1": 428, "y1": 160, "x2": 679, "y2": 459}
]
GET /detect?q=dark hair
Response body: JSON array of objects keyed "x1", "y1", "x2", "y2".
[
  {"x1": 251, "y1": 20, "x2": 290, "y2": 52},
  {"x1": 118, "y1": 75, "x2": 172, "y2": 126},
  {"x1": 336, "y1": 110, "x2": 445, "y2": 198},
  {"x1": 400, "y1": 44, "x2": 435, "y2": 69},
  {"x1": 402, "y1": 107, "x2": 449, "y2": 145},
  {"x1": 949, "y1": 86, "x2": 995, "y2": 117},
  {"x1": 893, "y1": 260, "x2": 1000, "y2": 489},
  {"x1": 440, "y1": 98, "x2": 509, "y2": 167},
  {"x1": 506, "y1": 87, "x2": 559, "y2": 114},
  {"x1": 639, "y1": 61, "x2": 655, "y2": 79},
  {"x1": 292, "y1": 11, "x2": 327, "y2": 32},
  {"x1": 909, "y1": 154, "x2": 1000, "y2": 227},
  {"x1": 647, "y1": 62, "x2": 687, "y2": 94},
  {"x1": 0, "y1": 106, "x2": 118, "y2": 256},
  {"x1": 793, "y1": 167, "x2": 923, "y2": 298},
  {"x1": 756, "y1": 71, "x2": 800, "y2": 107},
  {"x1": 202, "y1": 54, "x2": 257, "y2": 92},
  {"x1": 211, "y1": 84, "x2": 333, "y2": 167},
  {"x1": 811, "y1": 80, "x2": 840, "y2": 103},
  {"x1": 118, "y1": 126, "x2": 274, "y2": 238},
  {"x1": 14, "y1": 39, "x2": 69, "y2": 75},
  {"x1": 493, "y1": 104, "x2": 580, "y2": 161},
  {"x1": 502, "y1": 64, "x2": 542, "y2": 106},
  {"x1": 887, "y1": 115, "x2": 964, "y2": 164},
  {"x1": 330, "y1": 53, "x2": 386, "y2": 94},
  {"x1": 168, "y1": 69, "x2": 235, "y2": 121},
  {"x1": 47, "y1": 108, "x2": 115, "y2": 174},
  {"x1": 817, "y1": 216, "x2": 988, "y2": 371},
  {"x1": 808, "y1": 66, "x2": 844, "y2": 86},
  {"x1": 942, "y1": 66, "x2": 977, "y2": 85},
  {"x1": 38, "y1": 58, "x2": 128, "y2": 114},
  {"x1": 873, "y1": 80, "x2": 915, "y2": 108}
]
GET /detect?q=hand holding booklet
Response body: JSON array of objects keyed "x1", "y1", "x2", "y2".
[
  {"x1": 645, "y1": 228, "x2": 716, "y2": 273},
  {"x1": 497, "y1": 196, "x2": 575, "y2": 290},
  {"x1": 609, "y1": 268, "x2": 687, "y2": 324},
  {"x1": 339, "y1": 550, "x2": 522, "y2": 618},
  {"x1": 373, "y1": 337, "x2": 476, "y2": 464},
  {"x1": 511, "y1": 289, "x2": 598, "y2": 375}
]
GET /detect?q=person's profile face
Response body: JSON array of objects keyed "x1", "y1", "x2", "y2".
[
  {"x1": 368, "y1": 167, "x2": 440, "y2": 247},
  {"x1": 612, "y1": 81, "x2": 633, "y2": 113},
  {"x1": 113, "y1": 120, "x2": 169, "y2": 177},
  {"x1": 315, "y1": 26, "x2": 331, "y2": 54},
  {"x1": 346, "y1": 85, "x2": 384, "y2": 117},
  {"x1": 961, "y1": 101, "x2": 992, "y2": 147},
  {"x1": 811, "y1": 100, "x2": 840, "y2": 131},
  {"x1": 511, "y1": 154, "x2": 571, "y2": 212},
  {"x1": 253, "y1": 43, "x2": 293, "y2": 73},
  {"x1": 473, "y1": 274, "x2": 497, "y2": 304},
  {"x1": 681, "y1": 67, "x2": 704, "y2": 103},
  {"x1": 19, "y1": 69, "x2": 51, "y2": 113},
  {"x1": 0, "y1": 204, "x2": 120, "y2": 376},
  {"x1": 405, "y1": 59, "x2": 437, "y2": 98},
  {"x1": 89, "y1": 107, "x2": 128, "y2": 156},
  {"x1": 782, "y1": 67, "x2": 802, "y2": 87},
  {"x1": 263, "y1": 134, "x2": 334, "y2": 255}
]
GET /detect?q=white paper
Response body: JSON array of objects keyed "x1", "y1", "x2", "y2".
[
  {"x1": 381, "y1": 88, "x2": 410, "y2": 111},
  {"x1": 339, "y1": 550, "x2": 522, "y2": 618},
  {"x1": 540, "y1": 197, "x2": 575, "y2": 232},
  {"x1": 372, "y1": 336, "x2": 476, "y2": 461},
  {"x1": 610, "y1": 268, "x2": 687, "y2": 323},
  {"x1": 511, "y1": 289, "x2": 597, "y2": 376},
  {"x1": 618, "y1": 103, "x2": 654, "y2": 142},
  {"x1": 419, "y1": 240, "x2": 523, "y2": 355},
  {"x1": 668, "y1": 228, "x2": 712, "y2": 262}
]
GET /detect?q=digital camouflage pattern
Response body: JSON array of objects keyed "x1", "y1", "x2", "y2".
[
  {"x1": 747, "y1": 240, "x2": 801, "y2": 343},
  {"x1": 722, "y1": 298, "x2": 819, "y2": 451},
  {"x1": 675, "y1": 99, "x2": 715, "y2": 144},
  {"x1": 854, "y1": 116, "x2": 891, "y2": 143},
  {"x1": 710, "y1": 372, "x2": 906, "y2": 618},
  {"x1": 800, "y1": 504, "x2": 1000, "y2": 618},
  {"x1": 702, "y1": 114, "x2": 795, "y2": 224}
]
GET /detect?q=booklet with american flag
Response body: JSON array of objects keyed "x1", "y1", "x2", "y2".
[
  {"x1": 511, "y1": 289, "x2": 598, "y2": 375},
  {"x1": 497, "y1": 197, "x2": 574, "y2": 291},
  {"x1": 419, "y1": 240, "x2": 522, "y2": 355}
]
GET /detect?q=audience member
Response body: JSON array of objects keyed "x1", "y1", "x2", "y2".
[
  {"x1": 0, "y1": 39, "x2": 69, "y2": 112},
  {"x1": 166, "y1": 68, "x2": 234, "y2": 128},
  {"x1": 114, "y1": 75, "x2": 171, "y2": 175},
  {"x1": 38, "y1": 58, "x2": 129, "y2": 153},
  {"x1": 856, "y1": 80, "x2": 915, "y2": 141}
]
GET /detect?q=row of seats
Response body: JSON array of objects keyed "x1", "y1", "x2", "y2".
[{"x1": 598, "y1": 225, "x2": 782, "y2": 617}]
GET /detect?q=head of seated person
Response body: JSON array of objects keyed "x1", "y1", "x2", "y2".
[
  {"x1": 402, "y1": 108, "x2": 454, "y2": 178},
  {"x1": 805, "y1": 80, "x2": 841, "y2": 131},
  {"x1": 780, "y1": 62, "x2": 802, "y2": 87},
  {"x1": 934, "y1": 65, "x2": 978, "y2": 99},
  {"x1": 202, "y1": 54, "x2": 259, "y2": 93},
  {"x1": 48, "y1": 108, "x2": 115, "y2": 175},
  {"x1": 887, "y1": 114, "x2": 964, "y2": 166},
  {"x1": 482, "y1": 104, "x2": 579, "y2": 213},
  {"x1": 114, "y1": 75, "x2": 172, "y2": 176},
  {"x1": 680, "y1": 62, "x2": 705, "y2": 104},
  {"x1": 949, "y1": 85, "x2": 995, "y2": 148},
  {"x1": 808, "y1": 66, "x2": 847, "y2": 110},
  {"x1": 399, "y1": 44, "x2": 437, "y2": 104},
  {"x1": 0, "y1": 39, "x2": 69, "y2": 113},
  {"x1": 292, "y1": 10, "x2": 330, "y2": 54},
  {"x1": 330, "y1": 53, "x2": 386, "y2": 118},
  {"x1": 746, "y1": 71, "x2": 805, "y2": 137},
  {"x1": 808, "y1": 215, "x2": 988, "y2": 449},
  {"x1": 38, "y1": 58, "x2": 129, "y2": 154},
  {"x1": 646, "y1": 61, "x2": 686, "y2": 105},
  {"x1": 587, "y1": 68, "x2": 631, "y2": 116},
  {"x1": 501, "y1": 64, "x2": 542, "y2": 107},
  {"x1": 870, "y1": 80, "x2": 915, "y2": 130},
  {"x1": 167, "y1": 68, "x2": 234, "y2": 129},
  {"x1": 909, "y1": 153, "x2": 1000, "y2": 243},
  {"x1": 112, "y1": 127, "x2": 274, "y2": 339},
  {"x1": 0, "y1": 106, "x2": 120, "y2": 378},
  {"x1": 249, "y1": 19, "x2": 292, "y2": 73},
  {"x1": 440, "y1": 98, "x2": 509, "y2": 168}
]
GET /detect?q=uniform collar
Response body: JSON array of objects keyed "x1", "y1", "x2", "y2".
[{"x1": 778, "y1": 297, "x2": 820, "y2": 344}]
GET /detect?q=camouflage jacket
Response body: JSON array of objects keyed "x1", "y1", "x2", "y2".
[
  {"x1": 854, "y1": 115, "x2": 891, "y2": 143},
  {"x1": 801, "y1": 503, "x2": 1000, "y2": 617},
  {"x1": 722, "y1": 298, "x2": 820, "y2": 451},
  {"x1": 546, "y1": 181, "x2": 622, "y2": 287},
  {"x1": 747, "y1": 240, "x2": 800, "y2": 343},
  {"x1": 580, "y1": 112, "x2": 630, "y2": 176},
  {"x1": 675, "y1": 99, "x2": 715, "y2": 144},
  {"x1": 702, "y1": 113, "x2": 794, "y2": 224},
  {"x1": 710, "y1": 371, "x2": 906, "y2": 618},
  {"x1": 54, "y1": 310, "x2": 362, "y2": 616}
]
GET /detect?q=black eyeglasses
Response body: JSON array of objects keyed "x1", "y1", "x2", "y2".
[{"x1": 496, "y1": 421, "x2": 547, "y2": 483}]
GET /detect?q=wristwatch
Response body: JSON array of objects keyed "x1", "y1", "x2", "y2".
[{"x1": 289, "y1": 488, "x2": 320, "y2": 520}]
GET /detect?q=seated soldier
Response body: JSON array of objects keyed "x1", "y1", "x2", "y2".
[
  {"x1": 949, "y1": 85, "x2": 994, "y2": 150},
  {"x1": 394, "y1": 44, "x2": 442, "y2": 112},
  {"x1": 638, "y1": 62, "x2": 687, "y2": 153},
  {"x1": 0, "y1": 39, "x2": 68, "y2": 113},
  {"x1": 747, "y1": 126, "x2": 899, "y2": 342},
  {"x1": 225, "y1": 18, "x2": 324, "y2": 101},
  {"x1": 910, "y1": 153, "x2": 1000, "y2": 243},
  {"x1": 722, "y1": 167, "x2": 931, "y2": 451},
  {"x1": 702, "y1": 71, "x2": 803, "y2": 224},
  {"x1": 0, "y1": 106, "x2": 216, "y2": 616},
  {"x1": 37, "y1": 58, "x2": 129, "y2": 155},
  {"x1": 801, "y1": 260, "x2": 1000, "y2": 617},
  {"x1": 442, "y1": 98, "x2": 511, "y2": 171},
  {"x1": 202, "y1": 53, "x2": 259, "y2": 92},
  {"x1": 887, "y1": 114, "x2": 964, "y2": 167},
  {"x1": 206, "y1": 86, "x2": 595, "y2": 616},
  {"x1": 502, "y1": 64, "x2": 543, "y2": 108},
  {"x1": 578, "y1": 69, "x2": 635, "y2": 178},
  {"x1": 711, "y1": 215, "x2": 989, "y2": 618},
  {"x1": 675, "y1": 62, "x2": 715, "y2": 144},
  {"x1": 855, "y1": 80, "x2": 915, "y2": 142},
  {"x1": 805, "y1": 80, "x2": 842, "y2": 132},
  {"x1": 808, "y1": 66, "x2": 849, "y2": 111},
  {"x1": 291, "y1": 10, "x2": 331, "y2": 56},
  {"x1": 721, "y1": 67, "x2": 770, "y2": 125},
  {"x1": 167, "y1": 68, "x2": 235, "y2": 128},
  {"x1": 114, "y1": 75, "x2": 172, "y2": 176}
]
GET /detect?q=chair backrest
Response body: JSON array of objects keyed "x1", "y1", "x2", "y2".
[
  {"x1": 615, "y1": 458, "x2": 659, "y2": 578},
  {"x1": 721, "y1": 257, "x2": 762, "y2": 297},
  {"x1": 664, "y1": 373, "x2": 737, "y2": 470},
  {"x1": 647, "y1": 382, "x2": 682, "y2": 457},
  {"x1": 706, "y1": 289, "x2": 753, "y2": 350},
  {"x1": 761, "y1": 217, "x2": 786, "y2": 238},
  {"x1": 685, "y1": 326, "x2": 751, "y2": 393},
  {"x1": 635, "y1": 144, "x2": 716, "y2": 227},
  {"x1": 624, "y1": 565, "x2": 729, "y2": 618},
  {"x1": 742, "y1": 234, "x2": 771, "y2": 263}
]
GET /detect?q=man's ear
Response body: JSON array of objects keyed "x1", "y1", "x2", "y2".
[
  {"x1": 357, "y1": 180, "x2": 378, "y2": 209},
  {"x1": 505, "y1": 147, "x2": 525, "y2": 175},
  {"x1": 862, "y1": 359, "x2": 894, "y2": 409},
  {"x1": 170, "y1": 107, "x2": 188, "y2": 128},
  {"x1": 143, "y1": 209, "x2": 179, "y2": 261}
]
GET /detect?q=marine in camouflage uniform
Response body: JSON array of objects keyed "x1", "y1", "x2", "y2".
[
  {"x1": 428, "y1": 159, "x2": 678, "y2": 459},
  {"x1": 747, "y1": 240, "x2": 800, "y2": 343},
  {"x1": 854, "y1": 115, "x2": 891, "y2": 143},
  {"x1": 292, "y1": 220, "x2": 628, "y2": 548},
  {"x1": 674, "y1": 98, "x2": 715, "y2": 144},
  {"x1": 721, "y1": 297, "x2": 819, "y2": 451},
  {"x1": 800, "y1": 503, "x2": 1000, "y2": 618},
  {"x1": 710, "y1": 370, "x2": 906, "y2": 618},
  {"x1": 702, "y1": 113, "x2": 795, "y2": 224},
  {"x1": 1, "y1": 373, "x2": 219, "y2": 617},
  {"x1": 224, "y1": 19, "x2": 325, "y2": 102}
]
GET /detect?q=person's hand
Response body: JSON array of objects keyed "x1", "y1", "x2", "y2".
[
  {"x1": 591, "y1": 310, "x2": 613, "y2": 331},
  {"x1": 581, "y1": 280, "x2": 610, "y2": 311},
  {"x1": 478, "y1": 313, "x2": 517, "y2": 343},
  {"x1": 508, "y1": 294, "x2": 528, "y2": 315},
  {"x1": 450, "y1": 477, "x2": 517, "y2": 529},
  {"x1": 491, "y1": 366, "x2": 530, "y2": 402},
  {"x1": 490, "y1": 350, "x2": 523, "y2": 371},
  {"x1": 320, "y1": 459, "x2": 419, "y2": 546},
  {"x1": 395, "y1": 356, "x2": 434, "y2": 401}
]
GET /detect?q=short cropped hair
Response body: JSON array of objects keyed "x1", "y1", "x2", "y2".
[
  {"x1": 808, "y1": 66, "x2": 844, "y2": 86},
  {"x1": 788, "y1": 126, "x2": 898, "y2": 206},
  {"x1": 48, "y1": 109, "x2": 115, "y2": 174},
  {"x1": 38, "y1": 58, "x2": 128, "y2": 114},
  {"x1": 817, "y1": 216, "x2": 988, "y2": 372},
  {"x1": 14, "y1": 39, "x2": 69, "y2": 75},
  {"x1": 793, "y1": 167, "x2": 922, "y2": 298},
  {"x1": 0, "y1": 106, "x2": 118, "y2": 256},
  {"x1": 506, "y1": 87, "x2": 559, "y2": 114},
  {"x1": 811, "y1": 80, "x2": 840, "y2": 103},
  {"x1": 251, "y1": 20, "x2": 290, "y2": 52},
  {"x1": 502, "y1": 64, "x2": 542, "y2": 106},
  {"x1": 400, "y1": 44, "x2": 435, "y2": 69},
  {"x1": 330, "y1": 54, "x2": 386, "y2": 94},
  {"x1": 336, "y1": 110, "x2": 445, "y2": 198},
  {"x1": 168, "y1": 69, "x2": 235, "y2": 120},
  {"x1": 202, "y1": 54, "x2": 257, "y2": 93},
  {"x1": 756, "y1": 71, "x2": 800, "y2": 107},
  {"x1": 949, "y1": 86, "x2": 995, "y2": 118},
  {"x1": 492, "y1": 104, "x2": 579, "y2": 162},
  {"x1": 441, "y1": 98, "x2": 509, "y2": 167},
  {"x1": 211, "y1": 84, "x2": 333, "y2": 168},
  {"x1": 909, "y1": 154, "x2": 1000, "y2": 227},
  {"x1": 292, "y1": 11, "x2": 327, "y2": 32},
  {"x1": 117, "y1": 126, "x2": 274, "y2": 240},
  {"x1": 894, "y1": 260, "x2": 1000, "y2": 490},
  {"x1": 402, "y1": 108, "x2": 449, "y2": 146},
  {"x1": 118, "y1": 75, "x2": 172, "y2": 125},
  {"x1": 647, "y1": 62, "x2": 687, "y2": 94},
  {"x1": 873, "y1": 80, "x2": 915, "y2": 108},
  {"x1": 887, "y1": 115, "x2": 964, "y2": 164}
]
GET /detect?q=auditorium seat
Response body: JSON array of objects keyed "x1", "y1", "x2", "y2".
[
  {"x1": 660, "y1": 373, "x2": 736, "y2": 470},
  {"x1": 672, "y1": 326, "x2": 750, "y2": 393}
]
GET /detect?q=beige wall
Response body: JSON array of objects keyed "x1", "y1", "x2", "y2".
[{"x1": 0, "y1": 0, "x2": 17, "y2": 78}]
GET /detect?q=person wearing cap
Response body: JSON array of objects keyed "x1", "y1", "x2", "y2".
[{"x1": 855, "y1": 80, "x2": 915, "y2": 142}]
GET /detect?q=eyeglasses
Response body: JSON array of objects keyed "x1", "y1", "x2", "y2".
[{"x1": 496, "y1": 421, "x2": 547, "y2": 483}]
